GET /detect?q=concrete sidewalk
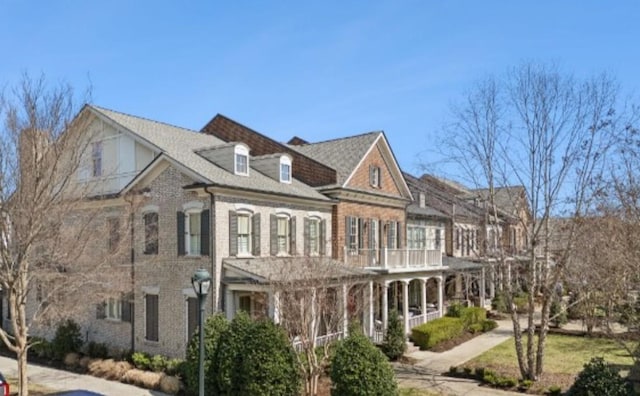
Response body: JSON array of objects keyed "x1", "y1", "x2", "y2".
[
  {"x1": 395, "y1": 319, "x2": 523, "y2": 395},
  {"x1": 0, "y1": 356, "x2": 169, "y2": 396}
]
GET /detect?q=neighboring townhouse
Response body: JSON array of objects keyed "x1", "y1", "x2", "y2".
[
  {"x1": 202, "y1": 116, "x2": 448, "y2": 336},
  {"x1": 32, "y1": 105, "x2": 376, "y2": 358}
]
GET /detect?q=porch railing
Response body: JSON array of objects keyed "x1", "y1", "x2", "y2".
[
  {"x1": 407, "y1": 310, "x2": 442, "y2": 332},
  {"x1": 292, "y1": 331, "x2": 344, "y2": 352},
  {"x1": 344, "y1": 248, "x2": 442, "y2": 270}
]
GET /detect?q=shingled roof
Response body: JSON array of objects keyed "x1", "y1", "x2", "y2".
[
  {"x1": 88, "y1": 106, "x2": 329, "y2": 201},
  {"x1": 288, "y1": 132, "x2": 382, "y2": 187}
]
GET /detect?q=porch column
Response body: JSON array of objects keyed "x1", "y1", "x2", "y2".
[
  {"x1": 420, "y1": 277, "x2": 428, "y2": 321},
  {"x1": 225, "y1": 288, "x2": 234, "y2": 321},
  {"x1": 367, "y1": 281, "x2": 374, "y2": 338},
  {"x1": 382, "y1": 281, "x2": 389, "y2": 333},
  {"x1": 269, "y1": 291, "x2": 280, "y2": 324},
  {"x1": 436, "y1": 276, "x2": 444, "y2": 316},
  {"x1": 342, "y1": 284, "x2": 349, "y2": 337},
  {"x1": 480, "y1": 267, "x2": 486, "y2": 308},
  {"x1": 489, "y1": 263, "x2": 496, "y2": 299},
  {"x1": 455, "y1": 273, "x2": 463, "y2": 300},
  {"x1": 401, "y1": 279, "x2": 410, "y2": 335}
]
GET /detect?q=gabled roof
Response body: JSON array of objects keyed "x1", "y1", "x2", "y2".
[
  {"x1": 404, "y1": 172, "x2": 485, "y2": 223},
  {"x1": 86, "y1": 106, "x2": 329, "y2": 202},
  {"x1": 468, "y1": 186, "x2": 527, "y2": 217},
  {"x1": 289, "y1": 132, "x2": 381, "y2": 186}
]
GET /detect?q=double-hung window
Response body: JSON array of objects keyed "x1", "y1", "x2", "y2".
[
  {"x1": 277, "y1": 216, "x2": 290, "y2": 254},
  {"x1": 144, "y1": 212, "x2": 159, "y2": 255},
  {"x1": 280, "y1": 155, "x2": 292, "y2": 183},
  {"x1": 177, "y1": 202, "x2": 209, "y2": 256},
  {"x1": 237, "y1": 214, "x2": 252, "y2": 255},
  {"x1": 370, "y1": 165, "x2": 381, "y2": 188},
  {"x1": 234, "y1": 144, "x2": 249, "y2": 176},
  {"x1": 308, "y1": 218, "x2": 319, "y2": 255},
  {"x1": 91, "y1": 141, "x2": 102, "y2": 177},
  {"x1": 107, "y1": 298, "x2": 122, "y2": 321}
]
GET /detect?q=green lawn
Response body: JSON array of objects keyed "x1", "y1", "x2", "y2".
[
  {"x1": 469, "y1": 334, "x2": 634, "y2": 374},
  {"x1": 465, "y1": 334, "x2": 635, "y2": 393}
]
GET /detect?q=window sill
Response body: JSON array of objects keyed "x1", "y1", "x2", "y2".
[
  {"x1": 236, "y1": 253, "x2": 253, "y2": 259},
  {"x1": 105, "y1": 317, "x2": 123, "y2": 323},
  {"x1": 143, "y1": 339, "x2": 160, "y2": 346}
]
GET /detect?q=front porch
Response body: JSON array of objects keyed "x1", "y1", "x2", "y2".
[{"x1": 344, "y1": 248, "x2": 443, "y2": 271}]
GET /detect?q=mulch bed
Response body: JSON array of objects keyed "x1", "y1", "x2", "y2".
[{"x1": 428, "y1": 331, "x2": 481, "y2": 352}]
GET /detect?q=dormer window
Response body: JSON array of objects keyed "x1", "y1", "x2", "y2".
[
  {"x1": 419, "y1": 193, "x2": 425, "y2": 208},
  {"x1": 370, "y1": 165, "x2": 381, "y2": 188},
  {"x1": 280, "y1": 155, "x2": 292, "y2": 183},
  {"x1": 234, "y1": 144, "x2": 249, "y2": 176}
]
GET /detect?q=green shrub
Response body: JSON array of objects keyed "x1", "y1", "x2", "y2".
[
  {"x1": 448, "y1": 366, "x2": 458, "y2": 375},
  {"x1": 481, "y1": 319, "x2": 498, "y2": 332},
  {"x1": 519, "y1": 379, "x2": 533, "y2": 390},
  {"x1": 51, "y1": 319, "x2": 83, "y2": 360},
  {"x1": 210, "y1": 313, "x2": 251, "y2": 395},
  {"x1": 462, "y1": 366, "x2": 473, "y2": 375},
  {"x1": 131, "y1": 352, "x2": 151, "y2": 370},
  {"x1": 331, "y1": 331, "x2": 397, "y2": 396},
  {"x1": 232, "y1": 320, "x2": 300, "y2": 396},
  {"x1": 499, "y1": 377, "x2": 517, "y2": 388},
  {"x1": 474, "y1": 367, "x2": 485, "y2": 380},
  {"x1": 411, "y1": 317, "x2": 465, "y2": 349},
  {"x1": 150, "y1": 354, "x2": 168, "y2": 372},
  {"x1": 30, "y1": 337, "x2": 53, "y2": 360},
  {"x1": 185, "y1": 314, "x2": 229, "y2": 396},
  {"x1": 566, "y1": 357, "x2": 633, "y2": 396},
  {"x1": 382, "y1": 310, "x2": 406, "y2": 361},
  {"x1": 468, "y1": 323, "x2": 483, "y2": 333},
  {"x1": 460, "y1": 307, "x2": 486, "y2": 328},
  {"x1": 547, "y1": 385, "x2": 562, "y2": 396},
  {"x1": 491, "y1": 293, "x2": 507, "y2": 312},
  {"x1": 86, "y1": 341, "x2": 109, "y2": 359},
  {"x1": 550, "y1": 299, "x2": 568, "y2": 328},
  {"x1": 165, "y1": 358, "x2": 186, "y2": 377},
  {"x1": 446, "y1": 303, "x2": 464, "y2": 318}
]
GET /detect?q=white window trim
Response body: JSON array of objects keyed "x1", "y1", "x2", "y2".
[
  {"x1": 276, "y1": 214, "x2": 291, "y2": 256},
  {"x1": 142, "y1": 204, "x2": 160, "y2": 214},
  {"x1": 106, "y1": 297, "x2": 122, "y2": 321},
  {"x1": 370, "y1": 166, "x2": 381, "y2": 188},
  {"x1": 234, "y1": 144, "x2": 250, "y2": 176},
  {"x1": 280, "y1": 155, "x2": 292, "y2": 183},
  {"x1": 236, "y1": 211, "x2": 253, "y2": 257},
  {"x1": 308, "y1": 216, "x2": 321, "y2": 256},
  {"x1": 185, "y1": 210, "x2": 202, "y2": 256},
  {"x1": 91, "y1": 141, "x2": 103, "y2": 178}
]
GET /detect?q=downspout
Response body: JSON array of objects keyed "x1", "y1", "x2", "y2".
[
  {"x1": 205, "y1": 187, "x2": 216, "y2": 313},
  {"x1": 130, "y1": 206, "x2": 135, "y2": 353}
]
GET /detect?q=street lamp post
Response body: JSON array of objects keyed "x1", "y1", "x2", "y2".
[{"x1": 191, "y1": 268, "x2": 211, "y2": 396}]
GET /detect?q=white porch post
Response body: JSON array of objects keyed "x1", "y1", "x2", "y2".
[
  {"x1": 420, "y1": 277, "x2": 428, "y2": 321},
  {"x1": 225, "y1": 288, "x2": 234, "y2": 321},
  {"x1": 342, "y1": 284, "x2": 349, "y2": 337},
  {"x1": 367, "y1": 281, "x2": 374, "y2": 338},
  {"x1": 437, "y1": 276, "x2": 444, "y2": 316},
  {"x1": 269, "y1": 291, "x2": 280, "y2": 324},
  {"x1": 489, "y1": 263, "x2": 496, "y2": 299},
  {"x1": 382, "y1": 281, "x2": 389, "y2": 333},
  {"x1": 480, "y1": 267, "x2": 486, "y2": 308},
  {"x1": 402, "y1": 279, "x2": 410, "y2": 335}
]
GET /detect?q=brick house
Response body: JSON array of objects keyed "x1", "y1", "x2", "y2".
[
  {"x1": 28, "y1": 105, "x2": 374, "y2": 358},
  {"x1": 202, "y1": 116, "x2": 448, "y2": 336}
]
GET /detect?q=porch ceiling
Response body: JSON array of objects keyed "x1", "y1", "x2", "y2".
[
  {"x1": 223, "y1": 257, "x2": 375, "y2": 285},
  {"x1": 443, "y1": 256, "x2": 484, "y2": 271}
]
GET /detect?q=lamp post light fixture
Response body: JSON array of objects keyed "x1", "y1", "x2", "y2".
[{"x1": 191, "y1": 268, "x2": 211, "y2": 396}]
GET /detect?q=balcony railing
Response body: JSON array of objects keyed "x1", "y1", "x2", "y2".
[{"x1": 344, "y1": 248, "x2": 442, "y2": 270}]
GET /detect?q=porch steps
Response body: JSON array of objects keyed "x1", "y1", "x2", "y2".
[{"x1": 405, "y1": 341, "x2": 420, "y2": 354}]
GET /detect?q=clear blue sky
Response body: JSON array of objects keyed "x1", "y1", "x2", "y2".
[{"x1": 2, "y1": 1, "x2": 639, "y2": 179}]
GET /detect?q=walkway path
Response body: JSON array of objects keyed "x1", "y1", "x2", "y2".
[
  {"x1": 395, "y1": 319, "x2": 523, "y2": 396},
  {"x1": 0, "y1": 355, "x2": 169, "y2": 396}
]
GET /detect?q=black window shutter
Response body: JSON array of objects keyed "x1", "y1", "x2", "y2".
[
  {"x1": 229, "y1": 211, "x2": 238, "y2": 256},
  {"x1": 122, "y1": 293, "x2": 133, "y2": 323},
  {"x1": 146, "y1": 294, "x2": 159, "y2": 342},
  {"x1": 358, "y1": 218, "x2": 364, "y2": 250},
  {"x1": 270, "y1": 214, "x2": 278, "y2": 255},
  {"x1": 303, "y1": 218, "x2": 310, "y2": 256},
  {"x1": 290, "y1": 216, "x2": 296, "y2": 255},
  {"x1": 200, "y1": 209, "x2": 210, "y2": 256},
  {"x1": 368, "y1": 218, "x2": 374, "y2": 250},
  {"x1": 252, "y1": 213, "x2": 261, "y2": 256},
  {"x1": 177, "y1": 212, "x2": 185, "y2": 256},
  {"x1": 96, "y1": 302, "x2": 106, "y2": 319},
  {"x1": 319, "y1": 219, "x2": 326, "y2": 256}
]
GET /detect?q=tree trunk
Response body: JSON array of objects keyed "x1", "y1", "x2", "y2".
[{"x1": 17, "y1": 345, "x2": 28, "y2": 396}]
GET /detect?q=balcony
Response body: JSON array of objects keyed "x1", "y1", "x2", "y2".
[{"x1": 343, "y1": 248, "x2": 442, "y2": 271}]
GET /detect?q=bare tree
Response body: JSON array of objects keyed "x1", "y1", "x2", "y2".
[
  {"x1": 268, "y1": 258, "x2": 370, "y2": 396},
  {"x1": 0, "y1": 74, "x2": 131, "y2": 395},
  {"x1": 439, "y1": 63, "x2": 624, "y2": 380}
]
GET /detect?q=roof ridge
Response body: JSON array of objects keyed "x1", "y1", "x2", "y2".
[
  {"x1": 90, "y1": 105, "x2": 201, "y2": 135},
  {"x1": 300, "y1": 130, "x2": 381, "y2": 146}
]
